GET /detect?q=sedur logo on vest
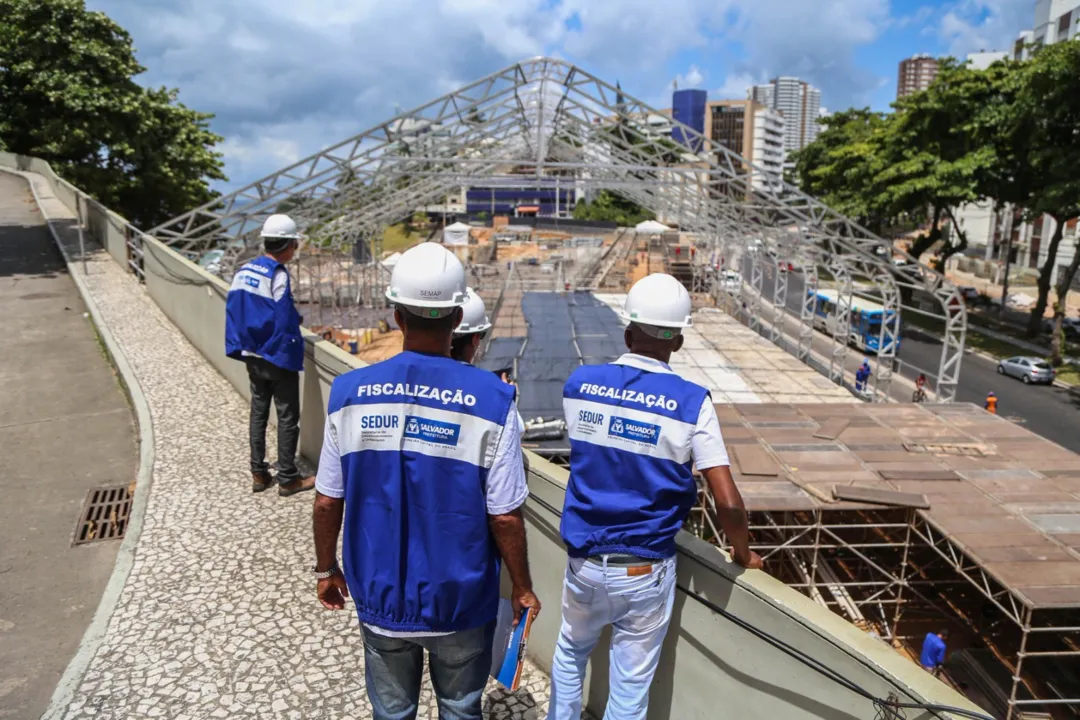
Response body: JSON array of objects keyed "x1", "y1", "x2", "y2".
[
  {"x1": 404, "y1": 415, "x2": 461, "y2": 446},
  {"x1": 607, "y1": 415, "x2": 661, "y2": 445}
]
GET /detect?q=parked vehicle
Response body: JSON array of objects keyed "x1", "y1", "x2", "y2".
[
  {"x1": 719, "y1": 269, "x2": 741, "y2": 294},
  {"x1": 997, "y1": 356, "x2": 1056, "y2": 385}
]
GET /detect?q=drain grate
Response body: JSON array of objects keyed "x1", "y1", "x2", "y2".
[{"x1": 73, "y1": 485, "x2": 132, "y2": 545}]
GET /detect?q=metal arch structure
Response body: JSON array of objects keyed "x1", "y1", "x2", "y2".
[
  {"x1": 149, "y1": 56, "x2": 967, "y2": 400},
  {"x1": 872, "y1": 270, "x2": 902, "y2": 401},
  {"x1": 826, "y1": 261, "x2": 854, "y2": 386}
]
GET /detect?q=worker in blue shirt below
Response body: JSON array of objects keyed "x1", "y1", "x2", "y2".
[
  {"x1": 548, "y1": 273, "x2": 763, "y2": 720},
  {"x1": 920, "y1": 628, "x2": 949, "y2": 676},
  {"x1": 855, "y1": 357, "x2": 872, "y2": 394},
  {"x1": 225, "y1": 214, "x2": 314, "y2": 497},
  {"x1": 311, "y1": 243, "x2": 541, "y2": 720},
  {"x1": 452, "y1": 288, "x2": 525, "y2": 438}
]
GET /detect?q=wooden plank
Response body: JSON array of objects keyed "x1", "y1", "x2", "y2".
[
  {"x1": 813, "y1": 417, "x2": 850, "y2": 441},
  {"x1": 731, "y1": 445, "x2": 780, "y2": 477},
  {"x1": 832, "y1": 485, "x2": 930, "y2": 509},
  {"x1": 877, "y1": 469, "x2": 961, "y2": 481}
]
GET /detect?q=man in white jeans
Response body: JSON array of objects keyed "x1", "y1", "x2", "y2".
[{"x1": 548, "y1": 273, "x2": 762, "y2": 720}]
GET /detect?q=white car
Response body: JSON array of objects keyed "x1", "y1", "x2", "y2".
[
  {"x1": 997, "y1": 356, "x2": 1056, "y2": 385},
  {"x1": 719, "y1": 270, "x2": 741, "y2": 293}
]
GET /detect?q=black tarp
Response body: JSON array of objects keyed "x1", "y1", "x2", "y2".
[{"x1": 514, "y1": 292, "x2": 625, "y2": 427}]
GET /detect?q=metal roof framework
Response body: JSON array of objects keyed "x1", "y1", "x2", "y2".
[{"x1": 149, "y1": 57, "x2": 967, "y2": 400}]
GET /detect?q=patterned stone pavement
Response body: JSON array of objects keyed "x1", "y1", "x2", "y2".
[{"x1": 19, "y1": 175, "x2": 552, "y2": 719}]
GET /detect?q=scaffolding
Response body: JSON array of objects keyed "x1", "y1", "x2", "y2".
[
  {"x1": 149, "y1": 56, "x2": 967, "y2": 398},
  {"x1": 687, "y1": 497, "x2": 1080, "y2": 720}
]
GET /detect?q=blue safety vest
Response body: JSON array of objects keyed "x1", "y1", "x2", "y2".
[
  {"x1": 328, "y1": 351, "x2": 515, "y2": 633},
  {"x1": 561, "y1": 360, "x2": 709, "y2": 559},
  {"x1": 225, "y1": 255, "x2": 304, "y2": 372}
]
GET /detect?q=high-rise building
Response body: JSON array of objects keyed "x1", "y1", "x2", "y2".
[
  {"x1": 1014, "y1": 0, "x2": 1078, "y2": 59},
  {"x1": 671, "y1": 89, "x2": 708, "y2": 151},
  {"x1": 749, "y1": 77, "x2": 822, "y2": 162},
  {"x1": 966, "y1": 50, "x2": 1008, "y2": 70},
  {"x1": 896, "y1": 54, "x2": 939, "y2": 99},
  {"x1": 704, "y1": 100, "x2": 786, "y2": 192}
]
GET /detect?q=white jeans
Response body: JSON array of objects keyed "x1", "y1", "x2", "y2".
[{"x1": 547, "y1": 555, "x2": 677, "y2": 720}]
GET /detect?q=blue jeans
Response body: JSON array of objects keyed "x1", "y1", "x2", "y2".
[
  {"x1": 547, "y1": 556, "x2": 677, "y2": 720},
  {"x1": 361, "y1": 623, "x2": 494, "y2": 720}
]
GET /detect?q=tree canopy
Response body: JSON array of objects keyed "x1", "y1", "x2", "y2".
[
  {"x1": 572, "y1": 190, "x2": 655, "y2": 226},
  {"x1": 792, "y1": 44, "x2": 1080, "y2": 358},
  {"x1": 0, "y1": 0, "x2": 226, "y2": 228}
]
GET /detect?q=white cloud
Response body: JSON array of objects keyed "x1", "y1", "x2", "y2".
[
  {"x1": 672, "y1": 65, "x2": 706, "y2": 91},
  {"x1": 714, "y1": 72, "x2": 761, "y2": 100},
  {"x1": 84, "y1": 0, "x2": 903, "y2": 192},
  {"x1": 936, "y1": 0, "x2": 1032, "y2": 57}
]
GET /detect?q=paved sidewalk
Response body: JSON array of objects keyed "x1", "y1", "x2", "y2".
[
  {"x1": 17, "y1": 171, "x2": 551, "y2": 719},
  {"x1": 0, "y1": 174, "x2": 136, "y2": 719}
]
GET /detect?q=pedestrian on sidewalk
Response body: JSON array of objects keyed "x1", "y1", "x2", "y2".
[
  {"x1": 547, "y1": 273, "x2": 762, "y2": 720},
  {"x1": 985, "y1": 391, "x2": 998, "y2": 414},
  {"x1": 312, "y1": 243, "x2": 540, "y2": 720},
  {"x1": 855, "y1": 358, "x2": 872, "y2": 395},
  {"x1": 225, "y1": 214, "x2": 315, "y2": 497}
]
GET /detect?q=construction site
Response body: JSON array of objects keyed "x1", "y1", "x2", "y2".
[{"x1": 150, "y1": 58, "x2": 1080, "y2": 718}]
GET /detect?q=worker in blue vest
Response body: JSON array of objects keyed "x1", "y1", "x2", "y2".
[
  {"x1": 312, "y1": 243, "x2": 540, "y2": 720},
  {"x1": 855, "y1": 357, "x2": 872, "y2": 395},
  {"x1": 920, "y1": 628, "x2": 949, "y2": 676},
  {"x1": 548, "y1": 273, "x2": 762, "y2": 720},
  {"x1": 225, "y1": 214, "x2": 314, "y2": 497},
  {"x1": 452, "y1": 288, "x2": 525, "y2": 439}
]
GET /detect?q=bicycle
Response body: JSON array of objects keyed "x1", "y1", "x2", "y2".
[{"x1": 912, "y1": 388, "x2": 927, "y2": 403}]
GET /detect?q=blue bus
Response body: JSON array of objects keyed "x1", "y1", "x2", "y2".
[{"x1": 809, "y1": 289, "x2": 900, "y2": 354}]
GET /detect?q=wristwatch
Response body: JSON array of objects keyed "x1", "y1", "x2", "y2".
[{"x1": 311, "y1": 562, "x2": 340, "y2": 579}]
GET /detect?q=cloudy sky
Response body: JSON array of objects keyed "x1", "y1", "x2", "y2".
[{"x1": 86, "y1": 0, "x2": 1037, "y2": 192}]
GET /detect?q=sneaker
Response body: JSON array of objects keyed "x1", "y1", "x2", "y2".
[
  {"x1": 252, "y1": 471, "x2": 274, "y2": 493},
  {"x1": 278, "y1": 476, "x2": 316, "y2": 497}
]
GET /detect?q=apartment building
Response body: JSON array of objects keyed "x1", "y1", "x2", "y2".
[
  {"x1": 896, "y1": 54, "x2": 939, "y2": 98},
  {"x1": 704, "y1": 99, "x2": 786, "y2": 192}
]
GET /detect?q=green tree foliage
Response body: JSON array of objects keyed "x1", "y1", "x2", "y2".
[
  {"x1": 1004, "y1": 40, "x2": 1080, "y2": 347},
  {"x1": 572, "y1": 190, "x2": 655, "y2": 226},
  {"x1": 0, "y1": 0, "x2": 226, "y2": 228},
  {"x1": 793, "y1": 46, "x2": 1080, "y2": 359},
  {"x1": 790, "y1": 109, "x2": 889, "y2": 231},
  {"x1": 875, "y1": 59, "x2": 1012, "y2": 265}
]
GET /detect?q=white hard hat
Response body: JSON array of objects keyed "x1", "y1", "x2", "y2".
[
  {"x1": 622, "y1": 273, "x2": 693, "y2": 335},
  {"x1": 454, "y1": 287, "x2": 492, "y2": 335},
  {"x1": 260, "y1": 214, "x2": 300, "y2": 240},
  {"x1": 385, "y1": 242, "x2": 467, "y2": 316}
]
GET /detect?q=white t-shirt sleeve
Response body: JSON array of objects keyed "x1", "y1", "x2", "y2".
[
  {"x1": 691, "y1": 398, "x2": 730, "y2": 471},
  {"x1": 315, "y1": 413, "x2": 345, "y2": 498},
  {"x1": 271, "y1": 268, "x2": 289, "y2": 302},
  {"x1": 486, "y1": 402, "x2": 529, "y2": 515}
]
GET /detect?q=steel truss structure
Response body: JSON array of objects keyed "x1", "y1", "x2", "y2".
[
  {"x1": 149, "y1": 57, "x2": 967, "y2": 398},
  {"x1": 687, "y1": 500, "x2": 1080, "y2": 719}
]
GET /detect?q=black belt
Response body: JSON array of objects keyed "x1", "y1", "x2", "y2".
[{"x1": 586, "y1": 554, "x2": 654, "y2": 567}]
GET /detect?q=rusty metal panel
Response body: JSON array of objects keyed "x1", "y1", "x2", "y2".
[
  {"x1": 832, "y1": 485, "x2": 929, "y2": 509},
  {"x1": 730, "y1": 445, "x2": 780, "y2": 477},
  {"x1": 985, "y1": 561, "x2": 1080, "y2": 588},
  {"x1": 877, "y1": 469, "x2": 961, "y2": 481},
  {"x1": 813, "y1": 417, "x2": 850, "y2": 440}
]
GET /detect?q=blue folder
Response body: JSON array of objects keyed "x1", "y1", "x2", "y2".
[{"x1": 490, "y1": 599, "x2": 537, "y2": 691}]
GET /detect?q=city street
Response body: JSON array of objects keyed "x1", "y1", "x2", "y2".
[{"x1": 737, "y1": 256, "x2": 1080, "y2": 453}]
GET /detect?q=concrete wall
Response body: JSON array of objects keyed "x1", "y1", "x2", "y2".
[{"x1": 3, "y1": 153, "x2": 987, "y2": 720}]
